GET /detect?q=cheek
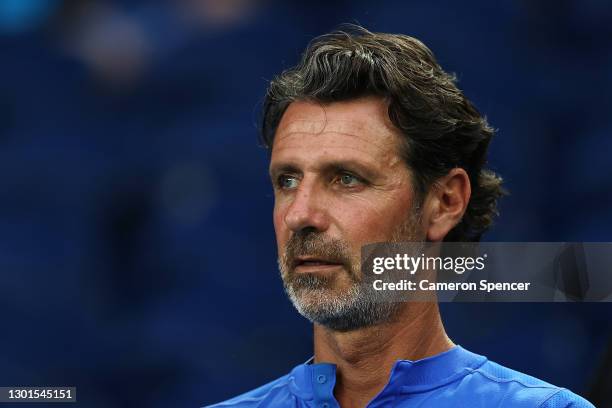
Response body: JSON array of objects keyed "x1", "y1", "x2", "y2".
[
  {"x1": 338, "y1": 211, "x2": 388, "y2": 244},
  {"x1": 334, "y1": 194, "x2": 415, "y2": 243},
  {"x1": 273, "y1": 203, "x2": 288, "y2": 248}
]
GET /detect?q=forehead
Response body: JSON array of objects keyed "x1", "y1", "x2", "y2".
[{"x1": 271, "y1": 97, "x2": 403, "y2": 163}]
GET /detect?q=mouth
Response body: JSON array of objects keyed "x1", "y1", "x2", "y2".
[{"x1": 293, "y1": 256, "x2": 344, "y2": 273}]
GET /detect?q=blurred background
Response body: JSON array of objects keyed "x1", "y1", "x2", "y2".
[{"x1": 0, "y1": 0, "x2": 611, "y2": 407}]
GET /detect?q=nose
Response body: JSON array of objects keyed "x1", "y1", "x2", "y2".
[{"x1": 284, "y1": 180, "x2": 330, "y2": 233}]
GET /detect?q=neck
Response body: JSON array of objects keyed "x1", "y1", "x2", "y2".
[{"x1": 313, "y1": 302, "x2": 453, "y2": 408}]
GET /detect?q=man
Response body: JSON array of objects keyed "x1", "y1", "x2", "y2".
[{"x1": 208, "y1": 26, "x2": 594, "y2": 407}]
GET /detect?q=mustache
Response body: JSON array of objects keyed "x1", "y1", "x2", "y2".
[{"x1": 283, "y1": 230, "x2": 353, "y2": 272}]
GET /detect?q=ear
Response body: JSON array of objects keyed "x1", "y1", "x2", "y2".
[{"x1": 423, "y1": 168, "x2": 471, "y2": 242}]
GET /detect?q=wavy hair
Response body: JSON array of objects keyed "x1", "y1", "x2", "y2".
[{"x1": 261, "y1": 25, "x2": 505, "y2": 242}]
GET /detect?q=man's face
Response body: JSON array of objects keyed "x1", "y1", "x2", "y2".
[{"x1": 269, "y1": 97, "x2": 424, "y2": 331}]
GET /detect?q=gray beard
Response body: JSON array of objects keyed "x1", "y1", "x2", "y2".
[
  {"x1": 281, "y1": 269, "x2": 401, "y2": 332},
  {"x1": 278, "y1": 208, "x2": 422, "y2": 332}
]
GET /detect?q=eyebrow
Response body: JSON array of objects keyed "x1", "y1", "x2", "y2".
[
  {"x1": 269, "y1": 159, "x2": 380, "y2": 181},
  {"x1": 268, "y1": 163, "x2": 300, "y2": 179}
]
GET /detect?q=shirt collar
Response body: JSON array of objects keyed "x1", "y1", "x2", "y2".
[
  {"x1": 288, "y1": 345, "x2": 487, "y2": 400},
  {"x1": 388, "y1": 345, "x2": 487, "y2": 393}
]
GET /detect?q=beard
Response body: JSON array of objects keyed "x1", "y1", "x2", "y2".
[{"x1": 278, "y1": 208, "x2": 423, "y2": 332}]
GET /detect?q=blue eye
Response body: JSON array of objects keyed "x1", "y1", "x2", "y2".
[
  {"x1": 339, "y1": 173, "x2": 361, "y2": 187},
  {"x1": 279, "y1": 175, "x2": 299, "y2": 189}
]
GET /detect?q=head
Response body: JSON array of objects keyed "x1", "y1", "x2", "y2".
[{"x1": 264, "y1": 25, "x2": 505, "y2": 331}]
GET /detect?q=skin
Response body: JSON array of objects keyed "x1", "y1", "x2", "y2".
[{"x1": 269, "y1": 96, "x2": 471, "y2": 407}]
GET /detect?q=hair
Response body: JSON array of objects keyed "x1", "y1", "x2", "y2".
[{"x1": 261, "y1": 25, "x2": 506, "y2": 242}]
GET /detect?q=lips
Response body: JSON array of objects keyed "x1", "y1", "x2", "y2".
[
  {"x1": 293, "y1": 256, "x2": 343, "y2": 272},
  {"x1": 294, "y1": 256, "x2": 341, "y2": 265}
]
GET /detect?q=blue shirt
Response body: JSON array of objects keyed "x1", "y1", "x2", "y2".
[{"x1": 206, "y1": 346, "x2": 594, "y2": 407}]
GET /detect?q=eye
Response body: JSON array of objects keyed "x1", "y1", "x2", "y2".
[
  {"x1": 337, "y1": 173, "x2": 362, "y2": 187},
  {"x1": 278, "y1": 175, "x2": 299, "y2": 190}
]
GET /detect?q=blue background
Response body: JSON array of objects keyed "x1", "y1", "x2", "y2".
[{"x1": 0, "y1": 1, "x2": 610, "y2": 407}]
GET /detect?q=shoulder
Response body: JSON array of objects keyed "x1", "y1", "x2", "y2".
[
  {"x1": 202, "y1": 373, "x2": 294, "y2": 408},
  {"x1": 464, "y1": 359, "x2": 595, "y2": 408}
]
